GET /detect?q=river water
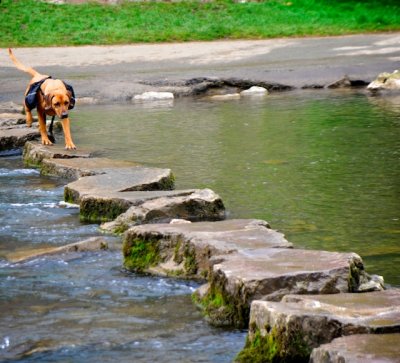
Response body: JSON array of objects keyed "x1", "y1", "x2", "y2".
[{"x1": 1, "y1": 90, "x2": 399, "y2": 361}]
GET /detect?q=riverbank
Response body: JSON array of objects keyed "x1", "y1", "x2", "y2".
[{"x1": 1, "y1": 32, "x2": 400, "y2": 103}]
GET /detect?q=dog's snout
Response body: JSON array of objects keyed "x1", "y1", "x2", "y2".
[{"x1": 61, "y1": 112, "x2": 69, "y2": 119}]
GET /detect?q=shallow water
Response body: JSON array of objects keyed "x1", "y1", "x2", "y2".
[
  {"x1": 0, "y1": 89, "x2": 399, "y2": 361},
  {"x1": 72, "y1": 90, "x2": 400, "y2": 286},
  {"x1": 0, "y1": 158, "x2": 245, "y2": 362}
]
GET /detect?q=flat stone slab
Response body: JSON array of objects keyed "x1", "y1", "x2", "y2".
[
  {"x1": 123, "y1": 219, "x2": 291, "y2": 277},
  {"x1": 237, "y1": 290, "x2": 400, "y2": 362},
  {"x1": 0, "y1": 113, "x2": 28, "y2": 127},
  {"x1": 77, "y1": 188, "x2": 223, "y2": 223},
  {"x1": 41, "y1": 157, "x2": 141, "y2": 180},
  {"x1": 195, "y1": 248, "x2": 383, "y2": 328},
  {"x1": 310, "y1": 334, "x2": 400, "y2": 363},
  {"x1": 5, "y1": 236, "x2": 120, "y2": 263},
  {"x1": 0, "y1": 127, "x2": 40, "y2": 151},
  {"x1": 23, "y1": 141, "x2": 92, "y2": 166},
  {"x1": 102, "y1": 188, "x2": 225, "y2": 232},
  {"x1": 64, "y1": 167, "x2": 175, "y2": 204},
  {"x1": 0, "y1": 102, "x2": 23, "y2": 114}
]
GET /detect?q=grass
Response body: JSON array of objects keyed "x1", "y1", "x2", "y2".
[{"x1": 1, "y1": 0, "x2": 399, "y2": 47}]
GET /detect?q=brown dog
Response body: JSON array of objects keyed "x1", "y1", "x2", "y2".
[{"x1": 8, "y1": 48, "x2": 76, "y2": 149}]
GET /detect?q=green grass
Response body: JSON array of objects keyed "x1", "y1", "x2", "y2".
[{"x1": 1, "y1": 0, "x2": 399, "y2": 46}]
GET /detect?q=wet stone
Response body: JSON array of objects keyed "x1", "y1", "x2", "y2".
[
  {"x1": 0, "y1": 113, "x2": 29, "y2": 127},
  {"x1": 78, "y1": 188, "x2": 223, "y2": 223},
  {"x1": 64, "y1": 167, "x2": 175, "y2": 204},
  {"x1": 238, "y1": 290, "x2": 400, "y2": 363},
  {"x1": 40, "y1": 157, "x2": 141, "y2": 180},
  {"x1": 102, "y1": 188, "x2": 225, "y2": 232},
  {"x1": 196, "y1": 248, "x2": 381, "y2": 328},
  {"x1": 0, "y1": 101, "x2": 23, "y2": 114},
  {"x1": 123, "y1": 219, "x2": 292, "y2": 278},
  {"x1": 5, "y1": 236, "x2": 119, "y2": 263},
  {"x1": 310, "y1": 333, "x2": 400, "y2": 363},
  {"x1": 0, "y1": 127, "x2": 40, "y2": 151},
  {"x1": 23, "y1": 141, "x2": 92, "y2": 167}
]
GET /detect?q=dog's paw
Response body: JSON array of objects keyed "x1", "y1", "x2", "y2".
[
  {"x1": 41, "y1": 139, "x2": 53, "y2": 146},
  {"x1": 65, "y1": 143, "x2": 76, "y2": 150}
]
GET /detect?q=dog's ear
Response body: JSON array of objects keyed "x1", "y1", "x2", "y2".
[
  {"x1": 44, "y1": 93, "x2": 53, "y2": 111},
  {"x1": 66, "y1": 90, "x2": 75, "y2": 110}
]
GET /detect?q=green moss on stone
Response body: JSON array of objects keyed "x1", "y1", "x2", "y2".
[
  {"x1": 123, "y1": 238, "x2": 160, "y2": 273},
  {"x1": 80, "y1": 198, "x2": 129, "y2": 223},
  {"x1": 348, "y1": 257, "x2": 364, "y2": 292},
  {"x1": 183, "y1": 244, "x2": 198, "y2": 275},
  {"x1": 236, "y1": 326, "x2": 311, "y2": 363},
  {"x1": 193, "y1": 283, "x2": 238, "y2": 327}
]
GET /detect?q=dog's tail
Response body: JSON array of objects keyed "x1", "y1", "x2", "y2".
[{"x1": 8, "y1": 48, "x2": 39, "y2": 77}]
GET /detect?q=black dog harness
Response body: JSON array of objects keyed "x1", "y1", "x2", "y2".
[{"x1": 25, "y1": 76, "x2": 76, "y2": 111}]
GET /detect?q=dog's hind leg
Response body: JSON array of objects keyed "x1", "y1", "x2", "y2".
[{"x1": 25, "y1": 106, "x2": 33, "y2": 127}]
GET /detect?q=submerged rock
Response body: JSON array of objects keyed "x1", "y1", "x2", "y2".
[
  {"x1": 368, "y1": 70, "x2": 400, "y2": 91},
  {"x1": 101, "y1": 188, "x2": 225, "y2": 233},
  {"x1": 6, "y1": 236, "x2": 118, "y2": 263},
  {"x1": 237, "y1": 290, "x2": 400, "y2": 363},
  {"x1": 310, "y1": 333, "x2": 400, "y2": 363},
  {"x1": 196, "y1": 249, "x2": 381, "y2": 328},
  {"x1": 122, "y1": 219, "x2": 291, "y2": 278}
]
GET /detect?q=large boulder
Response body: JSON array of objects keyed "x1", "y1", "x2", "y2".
[
  {"x1": 237, "y1": 290, "x2": 399, "y2": 363},
  {"x1": 101, "y1": 188, "x2": 225, "y2": 233},
  {"x1": 122, "y1": 219, "x2": 291, "y2": 278},
  {"x1": 310, "y1": 334, "x2": 400, "y2": 363},
  {"x1": 195, "y1": 249, "x2": 383, "y2": 328},
  {"x1": 367, "y1": 70, "x2": 400, "y2": 91}
]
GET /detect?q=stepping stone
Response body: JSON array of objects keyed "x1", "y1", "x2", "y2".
[
  {"x1": 238, "y1": 290, "x2": 399, "y2": 363},
  {"x1": 77, "y1": 188, "x2": 223, "y2": 223},
  {"x1": 41, "y1": 157, "x2": 141, "y2": 180},
  {"x1": 123, "y1": 219, "x2": 292, "y2": 278},
  {"x1": 64, "y1": 167, "x2": 175, "y2": 204},
  {"x1": 0, "y1": 127, "x2": 40, "y2": 151},
  {"x1": 0, "y1": 113, "x2": 28, "y2": 127},
  {"x1": 194, "y1": 248, "x2": 384, "y2": 328},
  {"x1": 310, "y1": 334, "x2": 400, "y2": 363},
  {"x1": 102, "y1": 188, "x2": 225, "y2": 232},
  {"x1": 23, "y1": 141, "x2": 91, "y2": 166},
  {"x1": 0, "y1": 101, "x2": 23, "y2": 114}
]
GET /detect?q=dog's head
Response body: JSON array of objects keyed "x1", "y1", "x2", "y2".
[{"x1": 44, "y1": 89, "x2": 74, "y2": 119}]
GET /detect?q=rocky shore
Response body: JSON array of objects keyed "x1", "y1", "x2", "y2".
[{"x1": 1, "y1": 96, "x2": 399, "y2": 362}]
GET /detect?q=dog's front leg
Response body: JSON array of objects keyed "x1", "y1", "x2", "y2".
[
  {"x1": 61, "y1": 118, "x2": 76, "y2": 150},
  {"x1": 38, "y1": 112, "x2": 53, "y2": 146}
]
